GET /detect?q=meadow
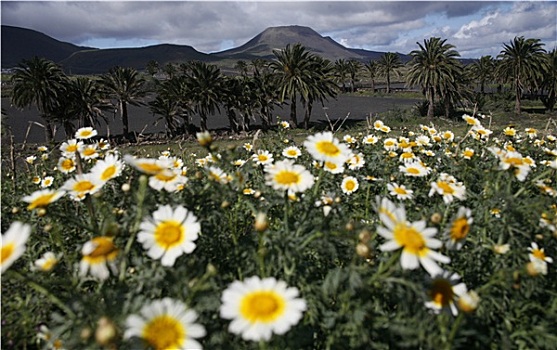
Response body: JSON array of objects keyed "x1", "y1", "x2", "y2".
[{"x1": 1, "y1": 111, "x2": 556, "y2": 349}]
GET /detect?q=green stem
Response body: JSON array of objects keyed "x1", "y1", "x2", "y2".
[
  {"x1": 447, "y1": 313, "x2": 464, "y2": 347},
  {"x1": 299, "y1": 231, "x2": 324, "y2": 249},
  {"x1": 258, "y1": 230, "x2": 266, "y2": 277},
  {"x1": 119, "y1": 175, "x2": 148, "y2": 281},
  {"x1": 9, "y1": 270, "x2": 76, "y2": 319}
]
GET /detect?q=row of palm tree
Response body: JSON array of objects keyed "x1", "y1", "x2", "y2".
[{"x1": 9, "y1": 36, "x2": 556, "y2": 143}]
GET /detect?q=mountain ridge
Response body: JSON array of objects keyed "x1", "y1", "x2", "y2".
[{"x1": 1, "y1": 24, "x2": 410, "y2": 74}]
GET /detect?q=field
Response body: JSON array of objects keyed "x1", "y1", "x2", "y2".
[{"x1": 1, "y1": 109, "x2": 557, "y2": 349}]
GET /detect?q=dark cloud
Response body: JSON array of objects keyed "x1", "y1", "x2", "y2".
[{"x1": 1, "y1": 1, "x2": 555, "y2": 57}]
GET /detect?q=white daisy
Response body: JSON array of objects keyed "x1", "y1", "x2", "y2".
[
  {"x1": 75, "y1": 127, "x2": 98, "y2": 140},
  {"x1": 124, "y1": 297, "x2": 206, "y2": 350},
  {"x1": 264, "y1": 159, "x2": 314, "y2": 193},
  {"x1": 137, "y1": 205, "x2": 200, "y2": 266},
  {"x1": 220, "y1": 276, "x2": 306, "y2": 341},
  {"x1": 79, "y1": 236, "x2": 119, "y2": 280},
  {"x1": 376, "y1": 198, "x2": 450, "y2": 276},
  {"x1": 1, "y1": 221, "x2": 32, "y2": 273}
]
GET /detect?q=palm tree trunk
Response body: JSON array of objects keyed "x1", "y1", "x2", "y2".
[
  {"x1": 290, "y1": 99, "x2": 298, "y2": 128},
  {"x1": 44, "y1": 118, "x2": 54, "y2": 144},
  {"x1": 427, "y1": 87, "x2": 435, "y2": 118},
  {"x1": 227, "y1": 108, "x2": 238, "y2": 133},
  {"x1": 386, "y1": 73, "x2": 391, "y2": 94},
  {"x1": 303, "y1": 102, "x2": 313, "y2": 129},
  {"x1": 515, "y1": 84, "x2": 521, "y2": 115},
  {"x1": 200, "y1": 113, "x2": 208, "y2": 131},
  {"x1": 121, "y1": 101, "x2": 129, "y2": 139}
]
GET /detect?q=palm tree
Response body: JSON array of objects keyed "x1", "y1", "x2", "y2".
[
  {"x1": 270, "y1": 43, "x2": 317, "y2": 128},
  {"x1": 364, "y1": 60, "x2": 379, "y2": 93},
  {"x1": 496, "y1": 36, "x2": 547, "y2": 115},
  {"x1": 346, "y1": 60, "x2": 362, "y2": 93},
  {"x1": 67, "y1": 77, "x2": 111, "y2": 129},
  {"x1": 378, "y1": 52, "x2": 403, "y2": 94},
  {"x1": 406, "y1": 37, "x2": 461, "y2": 118},
  {"x1": 467, "y1": 55, "x2": 495, "y2": 95},
  {"x1": 235, "y1": 60, "x2": 249, "y2": 77},
  {"x1": 101, "y1": 66, "x2": 146, "y2": 141},
  {"x1": 10, "y1": 57, "x2": 66, "y2": 143},
  {"x1": 302, "y1": 56, "x2": 338, "y2": 129},
  {"x1": 149, "y1": 94, "x2": 182, "y2": 137},
  {"x1": 146, "y1": 60, "x2": 160, "y2": 77},
  {"x1": 334, "y1": 59, "x2": 350, "y2": 92},
  {"x1": 185, "y1": 61, "x2": 224, "y2": 131},
  {"x1": 540, "y1": 49, "x2": 557, "y2": 112}
]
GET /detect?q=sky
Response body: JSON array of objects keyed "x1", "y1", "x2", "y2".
[{"x1": 1, "y1": 1, "x2": 556, "y2": 59}]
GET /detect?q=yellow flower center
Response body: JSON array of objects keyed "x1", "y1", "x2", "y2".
[
  {"x1": 286, "y1": 150, "x2": 298, "y2": 157},
  {"x1": 101, "y1": 165, "x2": 117, "y2": 181},
  {"x1": 240, "y1": 291, "x2": 285, "y2": 323},
  {"x1": 138, "y1": 162, "x2": 164, "y2": 174},
  {"x1": 344, "y1": 180, "x2": 356, "y2": 191},
  {"x1": 154, "y1": 220, "x2": 184, "y2": 248},
  {"x1": 66, "y1": 145, "x2": 78, "y2": 153},
  {"x1": 155, "y1": 171, "x2": 177, "y2": 182},
  {"x1": 79, "y1": 130, "x2": 93, "y2": 138},
  {"x1": 28, "y1": 193, "x2": 57, "y2": 210},
  {"x1": 401, "y1": 152, "x2": 414, "y2": 159},
  {"x1": 394, "y1": 187, "x2": 408, "y2": 195},
  {"x1": 531, "y1": 249, "x2": 546, "y2": 260},
  {"x1": 316, "y1": 141, "x2": 340, "y2": 157},
  {"x1": 61, "y1": 158, "x2": 75, "y2": 170},
  {"x1": 450, "y1": 217, "x2": 470, "y2": 241},
  {"x1": 275, "y1": 170, "x2": 300, "y2": 186},
  {"x1": 40, "y1": 258, "x2": 57, "y2": 271},
  {"x1": 393, "y1": 223, "x2": 426, "y2": 255},
  {"x1": 406, "y1": 167, "x2": 420, "y2": 175},
  {"x1": 142, "y1": 315, "x2": 185, "y2": 350},
  {"x1": 325, "y1": 162, "x2": 338, "y2": 170},
  {"x1": 437, "y1": 181, "x2": 454, "y2": 194},
  {"x1": 505, "y1": 157, "x2": 523, "y2": 166},
  {"x1": 430, "y1": 279, "x2": 454, "y2": 307},
  {"x1": 82, "y1": 148, "x2": 97, "y2": 157},
  {"x1": 74, "y1": 180, "x2": 95, "y2": 193},
  {"x1": 83, "y1": 237, "x2": 118, "y2": 264},
  {"x1": 1, "y1": 243, "x2": 15, "y2": 264},
  {"x1": 463, "y1": 150, "x2": 474, "y2": 158},
  {"x1": 258, "y1": 155, "x2": 269, "y2": 162}
]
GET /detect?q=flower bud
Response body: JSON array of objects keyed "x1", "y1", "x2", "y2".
[
  {"x1": 430, "y1": 212, "x2": 442, "y2": 224},
  {"x1": 356, "y1": 243, "x2": 372, "y2": 259},
  {"x1": 196, "y1": 131, "x2": 213, "y2": 147},
  {"x1": 254, "y1": 212, "x2": 268, "y2": 232},
  {"x1": 121, "y1": 183, "x2": 131, "y2": 192},
  {"x1": 95, "y1": 317, "x2": 117, "y2": 346},
  {"x1": 11, "y1": 207, "x2": 19, "y2": 214},
  {"x1": 37, "y1": 208, "x2": 47, "y2": 217},
  {"x1": 358, "y1": 229, "x2": 371, "y2": 243}
]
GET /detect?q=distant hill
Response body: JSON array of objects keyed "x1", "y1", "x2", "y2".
[
  {"x1": 212, "y1": 25, "x2": 409, "y2": 62},
  {"x1": 59, "y1": 44, "x2": 214, "y2": 74},
  {"x1": 1, "y1": 25, "x2": 93, "y2": 68},
  {"x1": 2, "y1": 24, "x2": 415, "y2": 74}
]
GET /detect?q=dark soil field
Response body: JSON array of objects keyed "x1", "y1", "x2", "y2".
[{"x1": 1, "y1": 94, "x2": 422, "y2": 144}]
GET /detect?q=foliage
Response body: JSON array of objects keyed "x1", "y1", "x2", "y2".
[{"x1": 2, "y1": 113, "x2": 556, "y2": 350}]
